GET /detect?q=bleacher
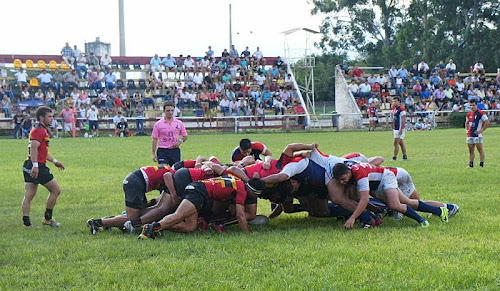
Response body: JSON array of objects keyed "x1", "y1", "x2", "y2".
[{"x1": 0, "y1": 54, "x2": 308, "y2": 135}]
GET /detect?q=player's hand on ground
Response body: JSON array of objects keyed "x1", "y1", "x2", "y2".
[
  {"x1": 344, "y1": 218, "x2": 355, "y2": 230},
  {"x1": 54, "y1": 161, "x2": 65, "y2": 170},
  {"x1": 30, "y1": 166, "x2": 39, "y2": 179}
]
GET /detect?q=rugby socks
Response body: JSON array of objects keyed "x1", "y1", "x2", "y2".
[
  {"x1": 131, "y1": 218, "x2": 142, "y2": 226},
  {"x1": 44, "y1": 208, "x2": 53, "y2": 220},
  {"x1": 480, "y1": 162, "x2": 484, "y2": 167},
  {"x1": 446, "y1": 204, "x2": 454, "y2": 211},
  {"x1": 469, "y1": 162, "x2": 474, "y2": 168},
  {"x1": 327, "y1": 202, "x2": 352, "y2": 218},
  {"x1": 359, "y1": 211, "x2": 374, "y2": 224},
  {"x1": 416, "y1": 201, "x2": 442, "y2": 216},
  {"x1": 403, "y1": 205, "x2": 425, "y2": 223},
  {"x1": 23, "y1": 216, "x2": 31, "y2": 227},
  {"x1": 94, "y1": 219, "x2": 103, "y2": 227},
  {"x1": 151, "y1": 222, "x2": 162, "y2": 231},
  {"x1": 292, "y1": 204, "x2": 306, "y2": 213},
  {"x1": 271, "y1": 203, "x2": 278, "y2": 211}
]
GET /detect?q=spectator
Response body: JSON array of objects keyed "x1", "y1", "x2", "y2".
[
  {"x1": 52, "y1": 69, "x2": 63, "y2": 92},
  {"x1": 412, "y1": 80, "x2": 422, "y2": 99},
  {"x1": 104, "y1": 70, "x2": 117, "y2": 90},
  {"x1": 256, "y1": 102, "x2": 265, "y2": 126},
  {"x1": 76, "y1": 53, "x2": 88, "y2": 79},
  {"x1": 359, "y1": 81, "x2": 372, "y2": 98},
  {"x1": 115, "y1": 117, "x2": 129, "y2": 137},
  {"x1": 273, "y1": 96, "x2": 285, "y2": 115},
  {"x1": 405, "y1": 94, "x2": 415, "y2": 112},
  {"x1": 429, "y1": 72, "x2": 442, "y2": 89},
  {"x1": 444, "y1": 86, "x2": 456, "y2": 103},
  {"x1": 253, "y1": 47, "x2": 263, "y2": 59},
  {"x1": 206, "y1": 46, "x2": 215, "y2": 59},
  {"x1": 100, "y1": 53, "x2": 112, "y2": 71},
  {"x1": 421, "y1": 87, "x2": 432, "y2": 105},
  {"x1": 69, "y1": 88, "x2": 80, "y2": 108},
  {"x1": 2, "y1": 83, "x2": 15, "y2": 101},
  {"x1": 20, "y1": 113, "x2": 33, "y2": 138},
  {"x1": 414, "y1": 118, "x2": 424, "y2": 130},
  {"x1": 229, "y1": 98, "x2": 238, "y2": 115},
  {"x1": 350, "y1": 66, "x2": 364, "y2": 81},
  {"x1": 72, "y1": 45, "x2": 82, "y2": 65},
  {"x1": 60, "y1": 42, "x2": 74, "y2": 68},
  {"x1": 13, "y1": 111, "x2": 23, "y2": 138},
  {"x1": 229, "y1": 45, "x2": 239, "y2": 60},
  {"x1": 123, "y1": 95, "x2": 133, "y2": 117},
  {"x1": 2, "y1": 95, "x2": 11, "y2": 117},
  {"x1": 142, "y1": 87, "x2": 155, "y2": 110},
  {"x1": 376, "y1": 73, "x2": 387, "y2": 90},
  {"x1": 59, "y1": 104, "x2": 75, "y2": 137},
  {"x1": 293, "y1": 102, "x2": 306, "y2": 125},
  {"x1": 367, "y1": 74, "x2": 377, "y2": 85},
  {"x1": 398, "y1": 65, "x2": 409, "y2": 84},
  {"x1": 63, "y1": 69, "x2": 79, "y2": 92},
  {"x1": 348, "y1": 80, "x2": 360, "y2": 97},
  {"x1": 274, "y1": 56, "x2": 286, "y2": 71},
  {"x1": 86, "y1": 105, "x2": 99, "y2": 137},
  {"x1": 135, "y1": 101, "x2": 145, "y2": 135},
  {"x1": 37, "y1": 69, "x2": 53, "y2": 93},
  {"x1": 21, "y1": 87, "x2": 31, "y2": 100},
  {"x1": 161, "y1": 53, "x2": 177, "y2": 77},
  {"x1": 446, "y1": 59, "x2": 456, "y2": 79},
  {"x1": 409, "y1": 64, "x2": 424, "y2": 84},
  {"x1": 434, "y1": 60, "x2": 447, "y2": 79},
  {"x1": 240, "y1": 46, "x2": 250, "y2": 58},
  {"x1": 150, "y1": 54, "x2": 162, "y2": 73},
  {"x1": 87, "y1": 52, "x2": 99, "y2": 70},
  {"x1": 388, "y1": 65, "x2": 398, "y2": 85},
  {"x1": 473, "y1": 61, "x2": 485, "y2": 75},
  {"x1": 418, "y1": 60, "x2": 430, "y2": 79},
  {"x1": 112, "y1": 111, "x2": 126, "y2": 125},
  {"x1": 88, "y1": 68, "x2": 103, "y2": 91},
  {"x1": 183, "y1": 55, "x2": 195, "y2": 73},
  {"x1": 15, "y1": 68, "x2": 30, "y2": 92},
  {"x1": 339, "y1": 60, "x2": 350, "y2": 75},
  {"x1": 34, "y1": 89, "x2": 44, "y2": 100},
  {"x1": 219, "y1": 96, "x2": 230, "y2": 116},
  {"x1": 432, "y1": 86, "x2": 446, "y2": 109}
]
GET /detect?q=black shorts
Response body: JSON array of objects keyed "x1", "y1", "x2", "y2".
[
  {"x1": 23, "y1": 160, "x2": 54, "y2": 185},
  {"x1": 123, "y1": 169, "x2": 147, "y2": 209},
  {"x1": 183, "y1": 181, "x2": 209, "y2": 211},
  {"x1": 157, "y1": 147, "x2": 181, "y2": 166},
  {"x1": 89, "y1": 120, "x2": 99, "y2": 130},
  {"x1": 172, "y1": 168, "x2": 192, "y2": 198}
]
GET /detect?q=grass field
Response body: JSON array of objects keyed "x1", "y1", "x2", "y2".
[{"x1": 1, "y1": 128, "x2": 499, "y2": 290}]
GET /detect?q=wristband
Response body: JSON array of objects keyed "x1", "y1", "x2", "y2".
[
  {"x1": 32, "y1": 162, "x2": 39, "y2": 167},
  {"x1": 52, "y1": 159, "x2": 58, "y2": 164}
]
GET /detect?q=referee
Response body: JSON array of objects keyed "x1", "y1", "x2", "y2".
[{"x1": 152, "y1": 101, "x2": 188, "y2": 166}]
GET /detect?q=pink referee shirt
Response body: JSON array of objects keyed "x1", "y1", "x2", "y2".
[{"x1": 151, "y1": 117, "x2": 187, "y2": 149}]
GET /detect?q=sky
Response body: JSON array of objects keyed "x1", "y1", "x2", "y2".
[{"x1": 2, "y1": 0, "x2": 324, "y2": 60}]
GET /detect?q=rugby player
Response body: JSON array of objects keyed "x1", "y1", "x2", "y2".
[
  {"x1": 332, "y1": 163, "x2": 453, "y2": 229},
  {"x1": 22, "y1": 106, "x2": 66, "y2": 227},
  {"x1": 86, "y1": 165, "x2": 176, "y2": 234},
  {"x1": 391, "y1": 97, "x2": 408, "y2": 161},
  {"x1": 465, "y1": 99, "x2": 489, "y2": 168},
  {"x1": 138, "y1": 176, "x2": 259, "y2": 239},
  {"x1": 231, "y1": 138, "x2": 272, "y2": 164}
]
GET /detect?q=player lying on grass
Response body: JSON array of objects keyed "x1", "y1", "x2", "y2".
[
  {"x1": 138, "y1": 176, "x2": 260, "y2": 239},
  {"x1": 332, "y1": 162, "x2": 458, "y2": 229},
  {"x1": 86, "y1": 165, "x2": 176, "y2": 235}
]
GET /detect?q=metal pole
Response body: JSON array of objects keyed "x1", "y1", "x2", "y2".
[
  {"x1": 229, "y1": 4, "x2": 232, "y2": 48},
  {"x1": 119, "y1": 0, "x2": 126, "y2": 56}
]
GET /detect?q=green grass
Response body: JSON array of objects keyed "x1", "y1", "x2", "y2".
[{"x1": 1, "y1": 129, "x2": 499, "y2": 290}]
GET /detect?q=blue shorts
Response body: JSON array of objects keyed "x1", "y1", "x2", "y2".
[{"x1": 157, "y1": 147, "x2": 181, "y2": 166}]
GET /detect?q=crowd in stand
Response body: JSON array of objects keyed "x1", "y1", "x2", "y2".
[
  {"x1": 342, "y1": 59, "x2": 500, "y2": 122},
  {"x1": 2, "y1": 44, "x2": 308, "y2": 137}
]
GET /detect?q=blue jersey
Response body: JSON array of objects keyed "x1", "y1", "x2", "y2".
[{"x1": 392, "y1": 106, "x2": 406, "y2": 130}]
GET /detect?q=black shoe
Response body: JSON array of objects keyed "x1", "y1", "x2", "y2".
[
  {"x1": 402, "y1": 155, "x2": 408, "y2": 160},
  {"x1": 87, "y1": 219, "x2": 100, "y2": 235},
  {"x1": 138, "y1": 223, "x2": 157, "y2": 240}
]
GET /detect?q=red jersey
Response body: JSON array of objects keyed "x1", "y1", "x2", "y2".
[
  {"x1": 201, "y1": 176, "x2": 247, "y2": 205},
  {"x1": 243, "y1": 160, "x2": 281, "y2": 179},
  {"x1": 29, "y1": 124, "x2": 50, "y2": 164},
  {"x1": 183, "y1": 160, "x2": 196, "y2": 168},
  {"x1": 369, "y1": 106, "x2": 377, "y2": 118},
  {"x1": 351, "y1": 163, "x2": 397, "y2": 192},
  {"x1": 231, "y1": 141, "x2": 267, "y2": 162},
  {"x1": 140, "y1": 166, "x2": 175, "y2": 192},
  {"x1": 188, "y1": 168, "x2": 214, "y2": 182},
  {"x1": 466, "y1": 109, "x2": 488, "y2": 137}
]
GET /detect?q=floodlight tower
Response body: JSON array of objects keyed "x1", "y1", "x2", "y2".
[{"x1": 281, "y1": 28, "x2": 320, "y2": 116}]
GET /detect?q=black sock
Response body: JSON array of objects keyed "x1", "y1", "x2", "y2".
[
  {"x1": 152, "y1": 222, "x2": 161, "y2": 231},
  {"x1": 23, "y1": 216, "x2": 31, "y2": 226},
  {"x1": 44, "y1": 208, "x2": 53, "y2": 220},
  {"x1": 131, "y1": 218, "x2": 142, "y2": 226},
  {"x1": 469, "y1": 161, "x2": 473, "y2": 168},
  {"x1": 480, "y1": 162, "x2": 484, "y2": 167},
  {"x1": 95, "y1": 219, "x2": 103, "y2": 227},
  {"x1": 392, "y1": 156, "x2": 397, "y2": 160}
]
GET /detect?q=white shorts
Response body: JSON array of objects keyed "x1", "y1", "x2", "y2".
[
  {"x1": 396, "y1": 168, "x2": 415, "y2": 197},
  {"x1": 63, "y1": 122, "x2": 72, "y2": 132},
  {"x1": 393, "y1": 129, "x2": 405, "y2": 139},
  {"x1": 374, "y1": 170, "x2": 398, "y2": 198},
  {"x1": 369, "y1": 117, "x2": 377, "y2": 121},
  {"x1": 466, "y1": 137, "x2": 483, "y2": 144}
]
